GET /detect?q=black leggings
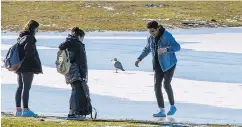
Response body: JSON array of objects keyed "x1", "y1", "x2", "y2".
[
  {"x1": 154, "y1": 64, "x2": 176, "y2": 108},
  {"x1": 16, "y1": 72, "x2": 34, "y2": 108}
]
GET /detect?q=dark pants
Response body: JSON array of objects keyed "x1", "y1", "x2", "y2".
[
  {"x1": 154, "y1": 63, "x2": 176, "y2": 108},
  {"x1": 16, "y1": 72, "x2": 34, "y2": 108},
  {"x1": 69, "y1": 80, "x2": 88, "y2": 115}
]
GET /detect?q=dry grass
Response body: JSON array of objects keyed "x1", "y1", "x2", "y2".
[{"x1": 2, "y1": 1, "x2": 242, "y2": 31}]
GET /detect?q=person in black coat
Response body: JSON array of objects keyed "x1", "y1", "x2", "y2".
[
  {"x1": 15, "y1": 20, "x2": 42, "y2": 117},
  {"x1": 59, "y1": 27, "x2": 91, "y2": 119}
]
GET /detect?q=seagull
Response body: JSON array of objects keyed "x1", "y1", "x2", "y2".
[{"x1": 111, "y1": 58, "x2": 125, "y2": 73}]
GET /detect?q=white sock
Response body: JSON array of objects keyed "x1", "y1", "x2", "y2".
[{"x1": 160, "y1": 108, "x2": 165, "y2": 112}]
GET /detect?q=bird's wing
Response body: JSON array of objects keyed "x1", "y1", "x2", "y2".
[{"x1": 114, "y1": 61, "x2": 124, "y2": 69}]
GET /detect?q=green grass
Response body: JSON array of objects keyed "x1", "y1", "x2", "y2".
[
  {"x1": 1, "y1": 117, "x2": 145, "y2": 127},
  {"x1": 1, "y1": 1, "x2": 242, "y2": 31},
  {"x1": 1, "y1": 116, "x2": 239, "y2": 127}
]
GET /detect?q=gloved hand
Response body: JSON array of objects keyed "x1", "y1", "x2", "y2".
[
  {"x1": 135, "y1": 59, "x2": 141, "y2": 67},
  {"x1": 82, "y1": 78, "x2": 88, "y2": 83}
]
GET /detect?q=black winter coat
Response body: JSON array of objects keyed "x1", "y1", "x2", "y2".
[
  {"x1": 17, "y1": 31, "x2": 42, "y2": 74},
  {"x1": 59, "y1": 34, "x2": 88, "y2": 84}
]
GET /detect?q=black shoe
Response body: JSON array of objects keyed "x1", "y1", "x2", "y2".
[{"x1": 67, "y1": 114, "x2": 85, "y2": 120}]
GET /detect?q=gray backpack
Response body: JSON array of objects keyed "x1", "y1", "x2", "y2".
[{"x1": 56, "y1": 49, "x2": 71, "y2": 75}]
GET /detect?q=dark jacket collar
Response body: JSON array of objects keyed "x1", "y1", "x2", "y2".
[
  {"x1": 66, "y1": 34, "x2": 84, "y2": 44},
  {"x1": 155, "y1": 25, "x2": 165, "y2": 42},
  {"x1": 19, "y1": 30, "x2": 34, "y2": 38}
]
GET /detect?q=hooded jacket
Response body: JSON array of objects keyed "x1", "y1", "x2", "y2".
[
  {"x1": 59, "y1": 34, "x2": 88, "y2": 84},
  {"x1": 17, "y1": 31, "x2": 42, "y2": 74}
]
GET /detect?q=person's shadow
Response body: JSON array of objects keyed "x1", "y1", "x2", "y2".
[
  {"x1": 153, "y1": 116, "x2": 176, "y2": 122},
  {"x1": 167, "y1": 116, "x2": 176, "y2": 122}
]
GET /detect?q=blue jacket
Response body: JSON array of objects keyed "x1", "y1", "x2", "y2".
[{"x1": 138, "y1": 30, "x2": 180, "y2": 72}]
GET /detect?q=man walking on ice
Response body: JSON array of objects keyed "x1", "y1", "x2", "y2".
[{"x1": 135, "y1": 21, "x2": 180, "y2": 117}]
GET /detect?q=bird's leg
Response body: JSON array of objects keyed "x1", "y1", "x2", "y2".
[{"x1": 116, "y1": 69, "x2": 118, "y2": 73}]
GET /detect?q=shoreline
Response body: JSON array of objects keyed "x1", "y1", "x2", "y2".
[
  {"x1": 2, "y1": 26, "x2": 242, "y2": 34},
  {"x1": 2, "y1": 25, "x2": 241, "y2": 33}
]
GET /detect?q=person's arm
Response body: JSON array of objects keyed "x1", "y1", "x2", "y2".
[
  {"x1": 166, "y1": 33, "x2": 180, "y2": 53},
  {"x1": 138, "y1": 37, "x2": 151, "y2": 61},
  {"x1": 59, "y1": 40, "x2": 70, "y2": 50},
  {"x1": 23, "y1": 35, "x2": 36, "y2": 60},
  {"x1": 79, "y1": 45, "x2": 88, "y2": 81}
]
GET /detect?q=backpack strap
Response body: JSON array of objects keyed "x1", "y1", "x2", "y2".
[
  {"x1": 90, "y1": 107, "x2": 97, "y2": 120},
  {"x1": 4, "y1": 46, "x2": 12, "y2": 67},
  {"x1": 64, "y1": 49, "x2": 70, "y2": 63}
]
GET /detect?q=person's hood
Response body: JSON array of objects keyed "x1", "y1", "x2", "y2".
[
  {"x1": 155, "y1": 25, "x2": 165, "y2": 40},
  {"x1": 19, "y1": 30, "x2": 33, "y2": 38},
  {"x1": 66, "y1": 34, "x2": 83, "y2": 44},
  {"x1": 17, "y1": 30, "x2": 36, "y2": 44}
]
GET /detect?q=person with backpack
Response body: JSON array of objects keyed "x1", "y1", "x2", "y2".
[
  {"x1": 135, "y1": 21, "x2": 180, "y2": 117},
  {"x1": 58, "y1": 27, "x2": 92, "y2": 119},
  {"x1": 14, "y1": 20, "x2": 42, "y2": 117}
]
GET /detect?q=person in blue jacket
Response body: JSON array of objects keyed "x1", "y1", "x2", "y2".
[{"x1": 135, "y1": 21, "x2": 180, "y2": 117}]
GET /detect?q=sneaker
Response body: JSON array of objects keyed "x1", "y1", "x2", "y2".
[
  {"x1": 15, "y1": 111, "x2": 22, "y2": 116},
  {"x1": 167, "y1": 105, "x2": 177, "y2": 115},
  {"x1": 67, "y1": 114, "x2": 85, "y2": 120},
  {"x1": 153, "y1": 111, "x2": 166, "y2": 117},
  {"x1": 22, "y1": 110, "x2": 38, "y2": 117}
]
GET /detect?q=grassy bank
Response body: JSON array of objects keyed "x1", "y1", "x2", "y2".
[
  {"x1": 1, "y1": 116, "x2": 238, "y2": 127},
  {"x1": 1, "y1": 1, "x2": 242, "y2": 31}
]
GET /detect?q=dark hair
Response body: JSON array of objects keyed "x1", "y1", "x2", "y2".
[
  {"x1": 71, "y1": 27, "x2": 85, "y2": 37},
  {"x1": 147, "y1": 20, "x2": 159, "y2": 29},
  {"x1": 24, "y1": 20, "x2": 39, "y2": 32}
]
